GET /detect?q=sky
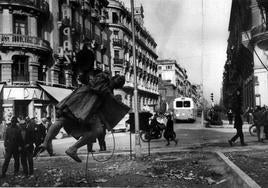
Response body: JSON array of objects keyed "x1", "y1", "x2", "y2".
[{"x1": 122, "y1": 0, "x2": 232, "y2": 103}]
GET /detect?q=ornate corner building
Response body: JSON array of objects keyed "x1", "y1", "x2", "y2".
[
  {"x1": 0, "y1": 0, "x2": 110, "y2": 122},
  {"x1": 106, "y1": 0, "x2": 159, "y2": 111}
]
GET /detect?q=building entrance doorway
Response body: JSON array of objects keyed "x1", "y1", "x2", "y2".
[{"x1": 14, "y1": 100, "x2": 29, "y2": 119}]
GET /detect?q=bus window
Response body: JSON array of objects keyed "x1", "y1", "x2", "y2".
[
  {"x1": 184, "y1": 101, "x2": 190, "y2": 107},
  {"x1": 176, "y1": 101, "x2": 183, "y2": 107}
]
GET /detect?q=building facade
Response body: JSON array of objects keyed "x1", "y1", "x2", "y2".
[
  {"x1": 223, "y1": 0, "x2": 266, "y2": 111},
  {"x1": 0, "y1": 0, "x2": 110, "y2": 123},
  {"x1": 106, "y1": 0, "x2": 159, "y2": 111},
  {"x1": 157, "y1": 59, "x2": 200, "y2": 110}
]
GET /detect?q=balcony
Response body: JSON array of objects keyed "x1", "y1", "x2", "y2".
[
  {"x1": 0, "y1": 0, "x2": 49, "y2": 17},
  {"x1": 113, "y1": 58, "x2": 124, "y2": 67},
  {"x1": 113, "y1": 38, "x2": 123, "y2": 47},
  {"x1": 0, "y1": 34, "x2": 51, "y2": 52},
  {"x1": 251, "y1": 24, "x2": 268, "y2": 50}
]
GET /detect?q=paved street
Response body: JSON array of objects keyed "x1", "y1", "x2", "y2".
[{"x1": 1, "y1": 118, "x2": 257, "y2": 159}]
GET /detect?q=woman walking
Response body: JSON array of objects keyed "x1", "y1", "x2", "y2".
[{"x1": 164, "y1": 113, "x2": 178, "y2": 146}]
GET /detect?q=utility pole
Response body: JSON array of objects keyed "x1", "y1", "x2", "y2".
[
  {"x1": 130, "y1": 0, "x2": 141, "y2": 156},
  {"x1": 201, "y1": 0, "x2": 205, "y2": 127}
]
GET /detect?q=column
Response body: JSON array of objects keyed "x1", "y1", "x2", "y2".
[
  {"x1": 2, "y1": 9, "x2": 13, "y2": 34},
  {"x1": 28, "y1": 100, "x2": 35, "y2": 119},
  {"x1": 28, "y1": 16, "x2": 38, "y2": 37},
  {"x1": 29, "y1": 62, "x2": 39, "y2": 85}
]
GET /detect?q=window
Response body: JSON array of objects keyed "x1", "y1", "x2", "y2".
[
  {"x1": 176, "y1": 101, "x2": 183, "y2": 108},
  {"x1": 112, "y1": 12, "x2": 119, "y2": 24},
  {"x1": 13, "y1": 15, "x2": 27, "y2": 35},
  {"x1": 166, "y1": 65, "x2": 172, "y2": 70},
  {"x1": 113, "y1": 30, "x2": 119, "y2": 39},
  {"x1": 114, "y1": 50, "x2": 119, "y2": 58},
  {"x1": 184, "y1": 101, "x2": 191, "y2": 107},
  {"x1": 58, "y1": 68, "x2": 66, "y2": 85},
  {"x1": 12, "y1": 56, "x2": 29, "y2": 82}
]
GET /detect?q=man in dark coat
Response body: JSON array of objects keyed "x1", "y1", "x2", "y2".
[
  {"x1": 164, "y1": 113, "x2": 177, "y2": 146},
  {"x1": 1, "y1": 117, "x2": 21, "y2": 178},
  {"x1": 35, "y1": 72, "x2": 130, "y2": 162},
  {"x1": 33, "y1": 120, "x2": 46, "y2": 156},
  {"x1": 75, "y1": 43, "x2": 95, "y2": 85},
  {"x1": 18, "y1": 119, "x2": 35, "y2": 176},
  {"x1": 228, "y1": 110, "x2": 247, "y2": 146}
]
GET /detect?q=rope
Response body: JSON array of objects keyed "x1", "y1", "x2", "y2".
[{"x1": 85, "y1": 131, "x2": 116, "y2": 179}]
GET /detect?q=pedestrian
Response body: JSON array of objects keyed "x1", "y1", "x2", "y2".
[
  {"x1": 18, "y1": 118, "x2": 34, "y2": 176},
  {"x1": 164, "y1": 113, "x2": 177, "y2": 146},
  {"x1": 227, "y1": 109, "x2": 233, "y2": 125},
  {"x1": 1, "y1": 117, "x2": 21, "y2": 178},
  {"x1": 35, "y1": 72, "x2": 130, "y2": 163},
  {"x1": 253, "y1": 106, "x2": 263, "y2": 142},
  {"x1": 228, "y1": 110, "x2": 247, "y2": 146},
  {"x1": 98, "y1": 124, "x2": 106, "y2": 151},
  {"x1": 33, "y1": 119, "x2": 46, "y2": 157}
]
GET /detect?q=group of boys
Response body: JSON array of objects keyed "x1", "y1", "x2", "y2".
[{"x1": 1, "y1": 116, "x2": 52, "y2": 178}]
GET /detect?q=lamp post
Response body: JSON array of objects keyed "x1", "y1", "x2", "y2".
[{"x1": 130, "y1": 0, "x2": 141, "y2": 156}]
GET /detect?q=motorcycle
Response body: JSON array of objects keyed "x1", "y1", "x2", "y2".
[
  {"x1": 249, "y1": 124, "x2": 257, "y2": 136},
  {"x1": 139, "y1": 114, "x2": 167, "y2": 142}
]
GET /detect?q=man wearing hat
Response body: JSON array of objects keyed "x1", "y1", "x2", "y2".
[{"x1": 1, "y1": 117, "x2": 21, "y2": 178}]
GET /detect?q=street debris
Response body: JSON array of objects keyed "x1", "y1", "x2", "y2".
[{"x1": 94, "y1": 178, "x2": 108, "y2": 183}]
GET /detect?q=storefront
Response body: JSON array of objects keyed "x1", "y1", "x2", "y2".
[{"x1": 0, "y1": 84, "x2": 73, "y2": 123}]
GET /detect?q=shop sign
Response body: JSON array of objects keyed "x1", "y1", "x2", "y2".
[{"x1": 3, "y1": 88, "x2": 49, "y2": 100}]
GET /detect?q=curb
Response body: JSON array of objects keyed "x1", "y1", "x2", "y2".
[{"x1": 216, "y1": 151, "x2": 261, "y2": 188}]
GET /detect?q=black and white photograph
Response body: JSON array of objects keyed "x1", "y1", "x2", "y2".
[{"x1": 0, "y1": 0, "x2": 268, "y2": 187}]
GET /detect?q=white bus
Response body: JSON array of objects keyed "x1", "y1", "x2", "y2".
[{"x1": 173, "y1": 97, "x2": 197, "y2": 122}]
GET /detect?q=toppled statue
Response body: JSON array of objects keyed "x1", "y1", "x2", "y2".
[{"x1": 35, "y1": 72, "x2": 130, "y2": 162}]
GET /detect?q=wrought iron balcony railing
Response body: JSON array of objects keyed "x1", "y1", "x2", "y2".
[
  {"x1": 113, "y1": 38, "x2": 123, "y2": 47},
  {"x1": 0, "y1": 34, "x2": 51, "y2": 52},
  {"x1": 113, "y1": 58, "x2": 124, "y2": 67}
]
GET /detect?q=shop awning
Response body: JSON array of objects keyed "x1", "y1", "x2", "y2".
[
  {"x1": 38, "y1": 85, "x2": 73, "y2": 102},
  {"x1": 0, "y1": 84, "x2": 4, "y2": 93}
]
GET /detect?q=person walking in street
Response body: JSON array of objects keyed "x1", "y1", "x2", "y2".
[
  {"x1": 228, "y1": 110, "x2": 247, "y2": 146},
  {"x1": 1, "y1": 117, "x2": 21, "y2": 178},
  {"x1": 18, "y1": 118, "x2": 34, "y2": 176},
  {"x1": 227, "y1": 109, "x2": 233, "y2": 125},
  {"x1": 253, "y1": 106, "x2": 265, "y2": 142},
  {"x1": 164, "y1": 113, "x2": 177, "y2": 146}
]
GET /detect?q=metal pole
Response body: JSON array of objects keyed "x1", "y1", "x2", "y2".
[
  {"x1": 130, "y1": 0, "x2": 141, "y2": 157},
  {"x1": 129, "y1": 130, "x2": 132, "y2": 159},
  {"x1": 201, "y1": 0, "x2": 205, "y2": 127}
]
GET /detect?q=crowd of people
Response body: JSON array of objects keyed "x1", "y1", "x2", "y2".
[{"x1": 1, "y1": 115, "x2": 52, "y2": 178}]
